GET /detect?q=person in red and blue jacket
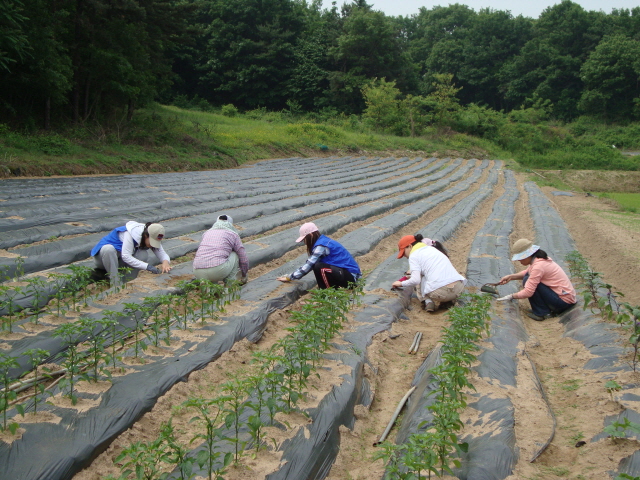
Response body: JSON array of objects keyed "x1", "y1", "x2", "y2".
[{"x1": 277, "y1": 222, "x2": 361, "y2": 289}]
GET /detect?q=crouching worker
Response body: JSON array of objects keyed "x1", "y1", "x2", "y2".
[
  {"x1": 391, "y1": 234, "x2": 465, "y2": 312},
  {"x1": 193, "y1": 215, "x2": 248, "y2": 285},
  {"x1": 91, "y1": 221, "x2": 171, "y2": 287},
  {"x1": 497, "y1": 238, "x2": 576, "y2": 321},
  {"x1": 276, "y1": 222, "x2": 361, "y2": 289}
]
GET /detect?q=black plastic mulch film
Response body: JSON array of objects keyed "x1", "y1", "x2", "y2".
[
  {"x1": 2, "y1": 157, "x2": 470, "y2": 379},
  {"x1": 390, "y1": 180, "x2": 639, "y2": 480},
  {"x1": 389, "y1": 170, "x2": 523, "y2": 480},
  {"x1": 188, "y1": 160, "x2": 497, "y2": 480},
  {"x1": 2, "y1": 162, "x2": 609, "y2": 480},
  {"x1": 0, "y1": 156, "x2": 448, "y2": 313},
  {"x1": 0, "y1": 157, "x2": 485, "y2": 480},
  {"x1": 525, "y1": 182, "x2": 640, "y2": 478}
]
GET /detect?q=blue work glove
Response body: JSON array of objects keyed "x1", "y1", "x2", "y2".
[{"x1": 146, "y1": 264, "x2": 160, "y2": 274}]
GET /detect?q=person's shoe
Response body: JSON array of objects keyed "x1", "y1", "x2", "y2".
[
  {"x1": 526, "y1": 311, "x2": 553, "y2": 321},
  {"x1": 422, "y1": 300, "x2": 436, "y2": 312}
]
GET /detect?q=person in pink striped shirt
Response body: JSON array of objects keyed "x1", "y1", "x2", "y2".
[
  {"x1": 193, "y1": 215, "x2": 248, "y2": 285},
  {"x1": 497, "y1": 238, "x2": 576, "y2": 321}
]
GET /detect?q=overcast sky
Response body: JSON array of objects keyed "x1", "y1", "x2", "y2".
[{"x1": 320, "y1": 0, "x2": 638, "y2": 19}]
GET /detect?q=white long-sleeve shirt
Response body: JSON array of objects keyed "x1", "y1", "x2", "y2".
[
  {"x1": 400, "y1": 244, "x2": 465, "y2": 295},
  {"x1": 120, "y1": 221, "x2": 170, "y2": 270}
]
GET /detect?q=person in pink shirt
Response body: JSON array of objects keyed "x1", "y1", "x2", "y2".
[
  {"x1": 496, "y1": 238, "x2": 577, "y2": 321},
  {"x1": 193, "y1": 215, "x2": 249, "y2": 285}
]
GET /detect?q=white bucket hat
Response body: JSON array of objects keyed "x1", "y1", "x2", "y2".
[{"x1": 511, "y1": 238, "x2": 540, "y2": 261}]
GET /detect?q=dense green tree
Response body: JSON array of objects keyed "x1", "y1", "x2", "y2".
[
  {"x1": 66, "y1": 0, "x2": 193, "y2": 123},
  {"x1": 406, "y1": 5, "x2": 531, "y2": 109},
  {"x1": 0, "y1": 0, "x2": 30, "y2": 72},
  {"x1": 286, "y1": 0, "x2": 339, "y2": 111},
  {"x1": 578, "y1": 35, "x2": 640, "y2": 120},
  {"x1": 425, "y1": 73, "x2": 462, "y2": 126},
  {"x1": 0, "y1": 0, "x2": 72, "y2": 129},
  {"x1": 196, "y1": 0, "x2": 306, "y2": 110},
  {"x1": 499, "y1": 0, "x2": 608, "y2": 119},
  {"x1": 328, "y1": 7, "x2": 417, "y2": 113},
  {"x1": 361, "y1": 77, "x2": 404, "y2": 133},
  {"x1": 408, "y1": 4, "x2": 477, "y2": 68},
  {"x1": 0, "y1": 0, "x2": 193, "y2": 128}
]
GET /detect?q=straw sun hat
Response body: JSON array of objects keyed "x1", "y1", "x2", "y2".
[{"x1": 511, "y1": 238, "x2": 540, "y2": 261}]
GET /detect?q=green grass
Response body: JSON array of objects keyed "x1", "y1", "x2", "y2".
[
  {"x1": 561, "y1": 379, "x2": 582, "y2": 391},
  {"x1": 599, "y1": 193, "x2": 640, "y2": 213}
]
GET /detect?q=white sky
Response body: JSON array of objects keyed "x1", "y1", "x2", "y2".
[{"x1": 321, "y1": 0, "x2": 638, "y2": 19}]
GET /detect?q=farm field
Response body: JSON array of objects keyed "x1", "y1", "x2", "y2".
[{"x1": 1, "y1": 157, "x2": 639, "y2": 480}]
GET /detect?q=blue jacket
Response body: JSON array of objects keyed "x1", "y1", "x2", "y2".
[
  {"x1": 315, "y1": 235, "x2": 361, "y2": 277},
  {"x1": 90, "y1": 226, "x2": 129, "y2": 256}
]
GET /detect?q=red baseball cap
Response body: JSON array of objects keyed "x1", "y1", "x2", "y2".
[{"x1": 397, "y1": 235, "x2": 415, "y2": 258}]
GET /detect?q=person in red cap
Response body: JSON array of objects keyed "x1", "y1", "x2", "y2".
[
  {"x1": 276, "y1": 222, "x2": 361, "y2": 289},
  {"x1": 391, "y1": 234, "x2": 465, "y2": 312},
  {"x1": 91, "y1": 221, "x2": 171, "y2": 287}
]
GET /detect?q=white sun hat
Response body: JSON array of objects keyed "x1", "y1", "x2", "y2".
[{"x1": 511, "y1": 238, "x2": 540, "y2": 261}]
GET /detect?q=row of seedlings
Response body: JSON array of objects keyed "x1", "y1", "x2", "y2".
[
  {"x1": 525, "y1": 181, "x2": 640, "y2": 479},
  {"x1": 376, "y1": 294, "x2": 492, "y2": 479},
  {"x1": 565, "y1": 250, "x2": 640, "y2": 371},
  {"x1": 0, "y1": 158, "x2": 476, "y2": 462},
  {"x1": 565, "y1": 251, "x2": 640, "y2": 464},
  {"x1": 0, "y1": 278, "x2": 240, "y2": 436},
  {"x1": 108, "y1": 282, "x2": 365, "y2": 480}
]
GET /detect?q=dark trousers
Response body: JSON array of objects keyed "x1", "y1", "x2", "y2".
[
  {"x1": 313, "y1": 262, "x2": 355, "y2": 289},
  {"x1": 523, "y1": 273, "x2": 575, "y2": 316}
]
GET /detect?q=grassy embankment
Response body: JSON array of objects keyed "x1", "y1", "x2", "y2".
[
  {"x1": 0, "y1": 104, "x2": 639, "y2": 179},
  {"x1": 0, "y1": 105, "x2": 503, "y2": 177}
]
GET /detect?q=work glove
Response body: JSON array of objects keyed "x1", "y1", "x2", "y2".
[
  {"x1": 146, "y1": 264, "x2": 160, "y2": 274},
  {"x1": 496, "y1": 294, "x2": 513, "y2": 302}
]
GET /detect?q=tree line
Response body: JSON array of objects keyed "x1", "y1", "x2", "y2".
[{"x1": 1, "y1": 0, "x2": 639, "y2": 131}]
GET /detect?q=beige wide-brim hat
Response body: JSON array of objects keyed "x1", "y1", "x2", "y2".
[
  {"x1": 511, "y1": 238, "x2": 540, "y2": 261},
  {"x1": 147, "y1": 223, "x2": 165, "y2": 248}
]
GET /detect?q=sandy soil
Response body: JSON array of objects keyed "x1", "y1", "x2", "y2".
[{"x1": 5, "y1": 161, "x2": 640, "y2": 480}]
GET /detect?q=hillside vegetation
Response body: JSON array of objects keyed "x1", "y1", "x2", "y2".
[{"x1": 0, "y1": 104, "x2": 638, "y2": 177}]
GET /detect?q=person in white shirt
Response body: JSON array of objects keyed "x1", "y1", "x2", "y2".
[
  {"x1": 91, "y1": 221, "x2": 171, "y2": 287},
  {"x1": 391, "y1": 234, "x2": 466, "y2": 312}
]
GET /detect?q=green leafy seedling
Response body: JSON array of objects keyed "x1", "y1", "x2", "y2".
[{"x1": 606, "y1": 380, "x2": 622, "y2": 401}]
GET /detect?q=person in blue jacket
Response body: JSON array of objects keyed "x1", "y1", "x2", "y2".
[
  {"x1": 276, "y1": 222, "x2": 361, "y2": 289},
  {"x1": 91, "y1": 221, "x2": 171, "y2": 287}
]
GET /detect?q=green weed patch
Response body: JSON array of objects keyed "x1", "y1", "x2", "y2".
[{"x1": 598, "y1": 193, "x2": 640, "y2": 213}]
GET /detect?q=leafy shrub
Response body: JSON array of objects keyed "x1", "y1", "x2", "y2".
[
  {"x1": 451, "y1": 104, "x2": 506, "y2": 138},
  {"x1": 593, "y1": 123, "x2": 640, "y2": 150},
  {"x1": 508, "y1": 106, "x2": 550, "y2": 124},
  {"x1": 221, "y1": 104, "x2": 239, "y2": 117},
  {"x1": 244, "y1": 107, "x2": 267, "y2": 120},
  {"x1": 286, "y1": 123, "x2": 345, "y2": 143},
  {"x1": 35, "y1": 134, "x2": 72, "y2": 155},
  {"x1": 172, "y1": 95, "x2": 212, "y2": 112}
]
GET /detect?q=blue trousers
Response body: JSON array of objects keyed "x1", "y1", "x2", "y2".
[{"x1": 523, "y1": 273, "x2": 575, "y2": 316}]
